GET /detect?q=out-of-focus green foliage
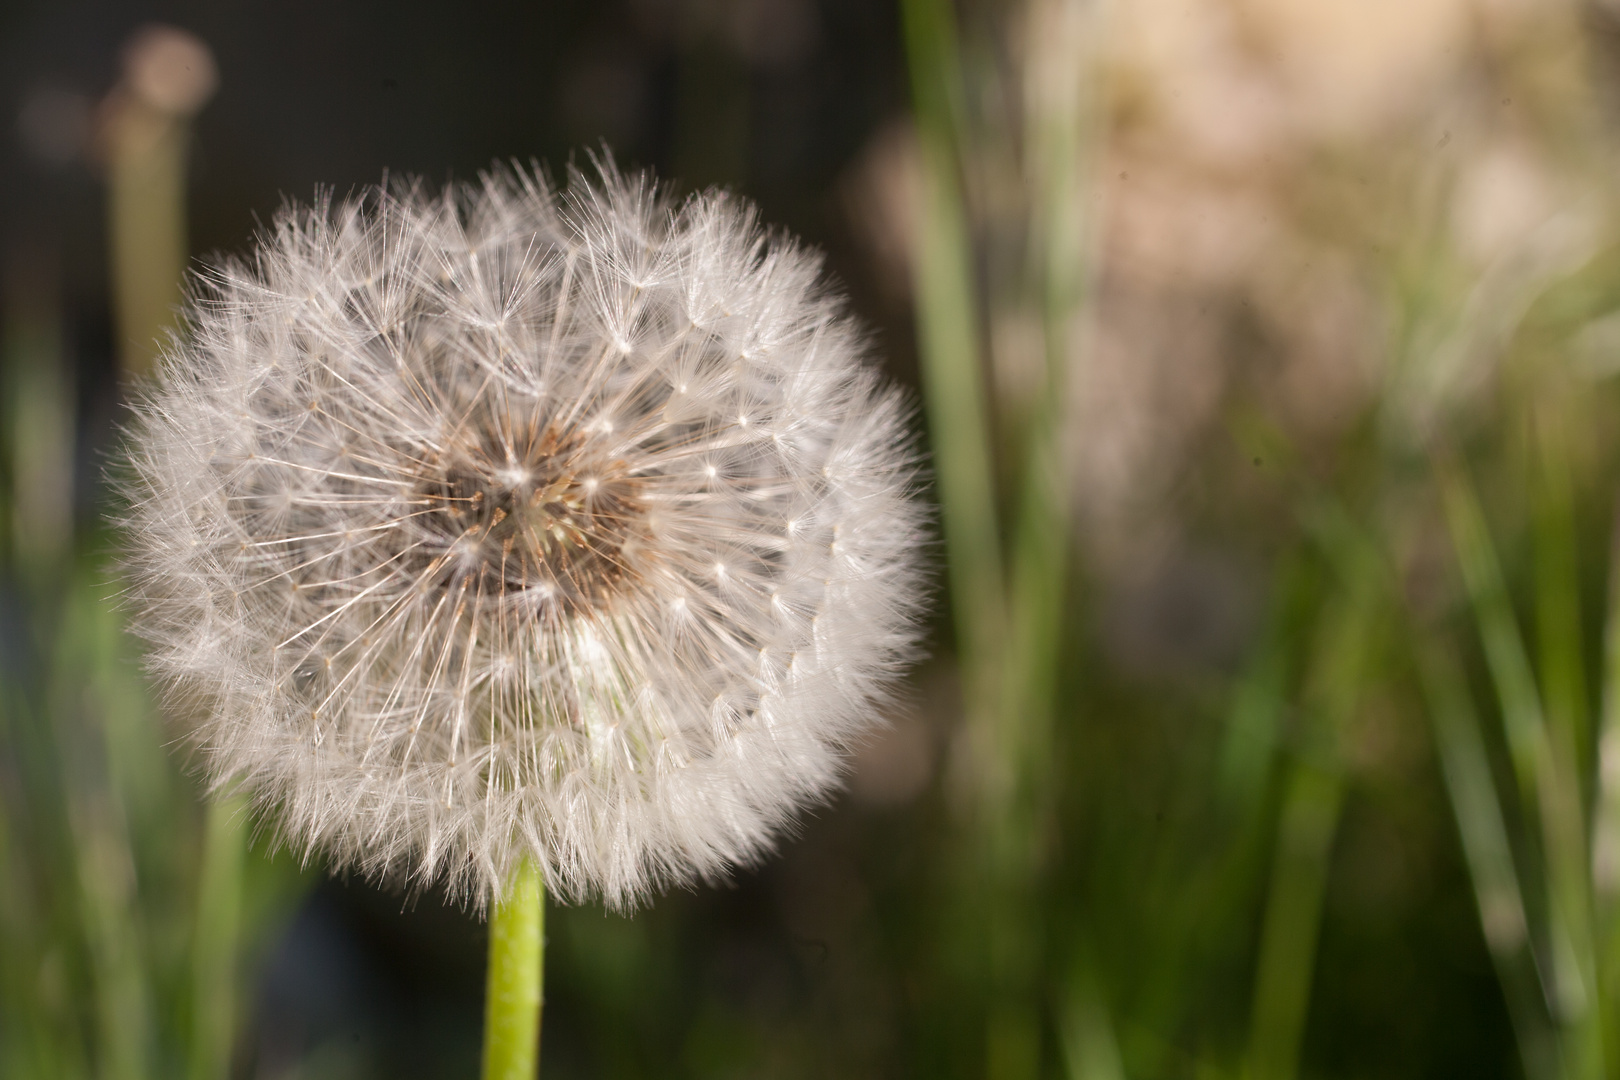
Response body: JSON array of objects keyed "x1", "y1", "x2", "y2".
[
  {"x1": 0, "y1": 35, "x2": 305, "y2": 1077},
  {"x1": 898, "y1": 0, "x2": 1620, "y2": 1077}
]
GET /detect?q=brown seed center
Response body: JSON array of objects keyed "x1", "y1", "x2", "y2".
[{"x1": 420, "y1": 423, "x2": 648, "y2": 611}]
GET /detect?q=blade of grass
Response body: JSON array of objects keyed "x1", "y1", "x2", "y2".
[
  {"x1": 53, "y1": 595, "x2": 154, "y2": 1080},
  {"x1": 1597, "y1": 501, "x2": 1620, "y2": 1077},
  {"x1": 1531, "y1": 409, "x2": 1605, "y2": 1078},
  {"x1": 70, "y1": 799, "x2": 152, "y2": 1080},
  {"x1": 1248, "y1": 512, "x2": 1379, "y2": 1080},
  {"x1": 986, "y1": 3, "x2": 1112, "y2": 1067},
  {"x1": 899, "y1": 0, "x2": 1005, "y2": 685},
  {"x1": 1218, "y1": 555, "x2": 1311, "y2": 812},
  {"x1": 1533, "y1": 407, "x2": 1590, "y2": 811},
  {"x1": 1247, "y1": 759, "x2": 1343, "y2": 1080},
  {"x1": 2, "y1": 271, "x2": 74, "y2": 571},
  {"x1": 900, "y1": 2, "x2": 1023, "y2": 1070},
  {"x1": 996, "y1": 0, "x2": 1108, "y2": 840},
  {"x1": 1105, "y1": 555, "x2": 1308, "y2": 1071},
  {"x1": 188, "y1": 794, "x2": 247, "y2": 1080},
  {"x1": 1438, "y1": 449, "x2": 1601, "y2": 1071},
  {"x1": 1059, "y1": 963, "x2": 1126, "y2": 1080},
  {"x1": 1106, "y1": 552, "x2": 1307, "y2": 1073},
  {"x1": 0, "y1": 788, "x2": 67, "y2": 1080},
  {"x1": 1435, "y1": 451, "x2": 1546, "y2": 806},
  {"x1": 1415, "y1": 631, "x2": 1559, "y2": 1080}
]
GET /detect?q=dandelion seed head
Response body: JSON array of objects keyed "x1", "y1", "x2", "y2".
[{"x1": 119, "y1": 161, "x2": 926, "y2": 909}]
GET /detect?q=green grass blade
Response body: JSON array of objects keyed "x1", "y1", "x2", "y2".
[
  {"x1": 1247, "y1": 520, "x2": 1378, "y2": 1080},
  {"x1": 1416, "y1": 631, "x2": 1559, "y2": 1080},
  {"x1": 0, "y1": 786, "x2": 68, "y2": 1080},
  {"x1": 1531, "y1": 413, "x2": 1605, "y2": 1078},
  {"x1": 1435, "y1": 452, "x2": 1547, "y2": 805},
  {"x1": 54, "y1": 594, "x2": 154, "y2": 1080},
  {"x1": 1439, "y1": 449, "x2": 1602, "y2": 1073},
  {"x1": 187, "y1": 794, "x2": 247, "y2": 1080},
  {"x1": 1247, "y1": 758, "x2": 1344, "y2": 1080},
  {"x1": 70, "y1": 801, "x2": 152, "y2": 1080},
  {"x1": 1597, "y1": 502, "x2": 1620, "y2": 1076},
  {"x1": 1059, "y1": 965, "x2": 1126, "y2": 1080},
  {"x1": 1219, "y1": 555, "x2": 1312, "y2": 812},
  {"x1": 995, "y1": 0, "x2": 1108, "y2": 839},
  {"x1": 1533, "y1": 409, "x2": 1590, "y2": 807},
  {"x1": 899, "y1": 0, "x2": 1005, "y2": 682}
]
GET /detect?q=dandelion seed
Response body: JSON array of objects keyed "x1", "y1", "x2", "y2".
[{"x1": 119, "y1": 161, "x2": 926, "y2": 909}]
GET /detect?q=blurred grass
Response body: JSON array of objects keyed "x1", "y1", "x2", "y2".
[
  {"x1": 0, "y1": 36, "x2": 307, "y2": 1080},
  {"x1": 898, "y1": 0, "x2": 1620, "y2": 1078}
]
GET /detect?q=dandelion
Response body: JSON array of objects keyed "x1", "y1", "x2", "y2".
[{"x1": 119, "y1": 162, "x2": 925, "y2": 912}]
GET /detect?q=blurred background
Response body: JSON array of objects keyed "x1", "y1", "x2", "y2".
[{"x1": 5, "y1": 0, "x2": 1620, "y2": 1077}]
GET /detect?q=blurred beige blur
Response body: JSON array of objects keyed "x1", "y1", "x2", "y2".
[
  {"x1": 102, "y1": 25, "x2": 217, "y2": 379},
  {"x1": 848, "y1": 0, "x2": 1603, "y2": 571}
]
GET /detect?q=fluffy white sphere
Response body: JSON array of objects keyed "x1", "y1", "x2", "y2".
[{"x1": 121, "y1": 163, "x2": 925, "y2": 908}]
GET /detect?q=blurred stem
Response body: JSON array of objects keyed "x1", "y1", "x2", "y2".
[
  {"x1": 1439, "y1": 451, "x2": 1601, "y2": 1065},
  {"x1": 995, "y1": 0, "x2": 1105, "y2": 843},
  {"x1": 995, "y1": 3, "x2": 1111, "y2": 1069},
  {"x1": 1598, "y1": 503, "x2": 1620, "y2": 1072},
  {"x1": 899, "y1": 0, "x2": 1005, "y2": 688},
  {"x1": 72, "y1": 801, "x2": 152, "y2": 1080},
  {"x1": 2, "y1": 258, "x2": 74, "y2": 570},
  {"x1": 1218, "y1": 556, "x2": 1306, "y2": 811},
  {"x1": 1248, "y1": 760, "x2": 1343, "y2": 1080},
  {"x1": 1248, "y1": 518, "x2": 1377, "y2": 1080},
  {"x1": 1058, "y1": 962, "x2": 1125, "y2": 1080},
  {"x1": 900, "y1": 4, "x2": 1029, "y2": 1071},
  {"x1": 105, "y1": 93, "x2": 192, "y2": 380},
  {"x1": 2, "y1": 612, "x2": 87, "y2": 1079},
  {"x1": 0, "y1": 796, "x2": 61, "y2": 1079},
  {"x1": 1436, "y1": 451, "x2": 1546, "y2": 808},
  {"x1": 56, "y1": 595, "x2": 153, "y2": 1080},
  {"x1": 1532, "y1": 410, "x2": 1606, "y2": 1078},
  {"x1": 483, "y1": 859, "x2": 545, "y2": 1080},
  {"x1": 187, "y1": 794, "x2": 247, "y2": 1080},
  {"x1": 904, "y1": 1, "x2": 1115, "y2": 1073},
  {"x1": 1416, "y1": 632, "x2": 1558, "y2": 1080},
  {"x1": 1532, "y1": 407, "x2": 1589, "y2": 806},
  {"x1": 987, "y1": 1005, "x2": 1041, "y2": 1080}
]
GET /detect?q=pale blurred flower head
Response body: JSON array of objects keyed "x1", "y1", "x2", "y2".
[
  {"x1": 119, "y1": 162, "x2": 926, "y2": 909},
  {"x1": 121, "y1": 24, "x2": 218, "y2": 116}
]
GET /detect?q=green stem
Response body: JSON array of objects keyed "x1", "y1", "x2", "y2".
[
  {"x1": 1415, "y1": 633, "x2": 1557, "y2": 1080},
  {"x1": 1248, "y1": 759, "x2": 1344, "y2": 1080},
  {"x1": 1248, "y1": 516, "x2": 1377, "y2": 1080},
  {"x1": 1598, "y1": 503, "x2": 1620, "y2": 1071},
  {"x1": 188, "y1": 793, "x2": 247, "y2": 1080},
  {"x1": 482, "y1": 859, "x2": 545, "y2": 1080},
  {"x1": 1435, "y1": 452, "x2": 1546, "y2": 810},
  {"x1": 898, "y1": 0, "x2": 1005, "y2": 685},
  {"x1": 1440, "y1": 452, "x2": 1601, "y2": 1055}
]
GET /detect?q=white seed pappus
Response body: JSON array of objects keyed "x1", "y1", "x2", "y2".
[{"x1": 120, "y1": 164, "x2": 926, "y2": 908}]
